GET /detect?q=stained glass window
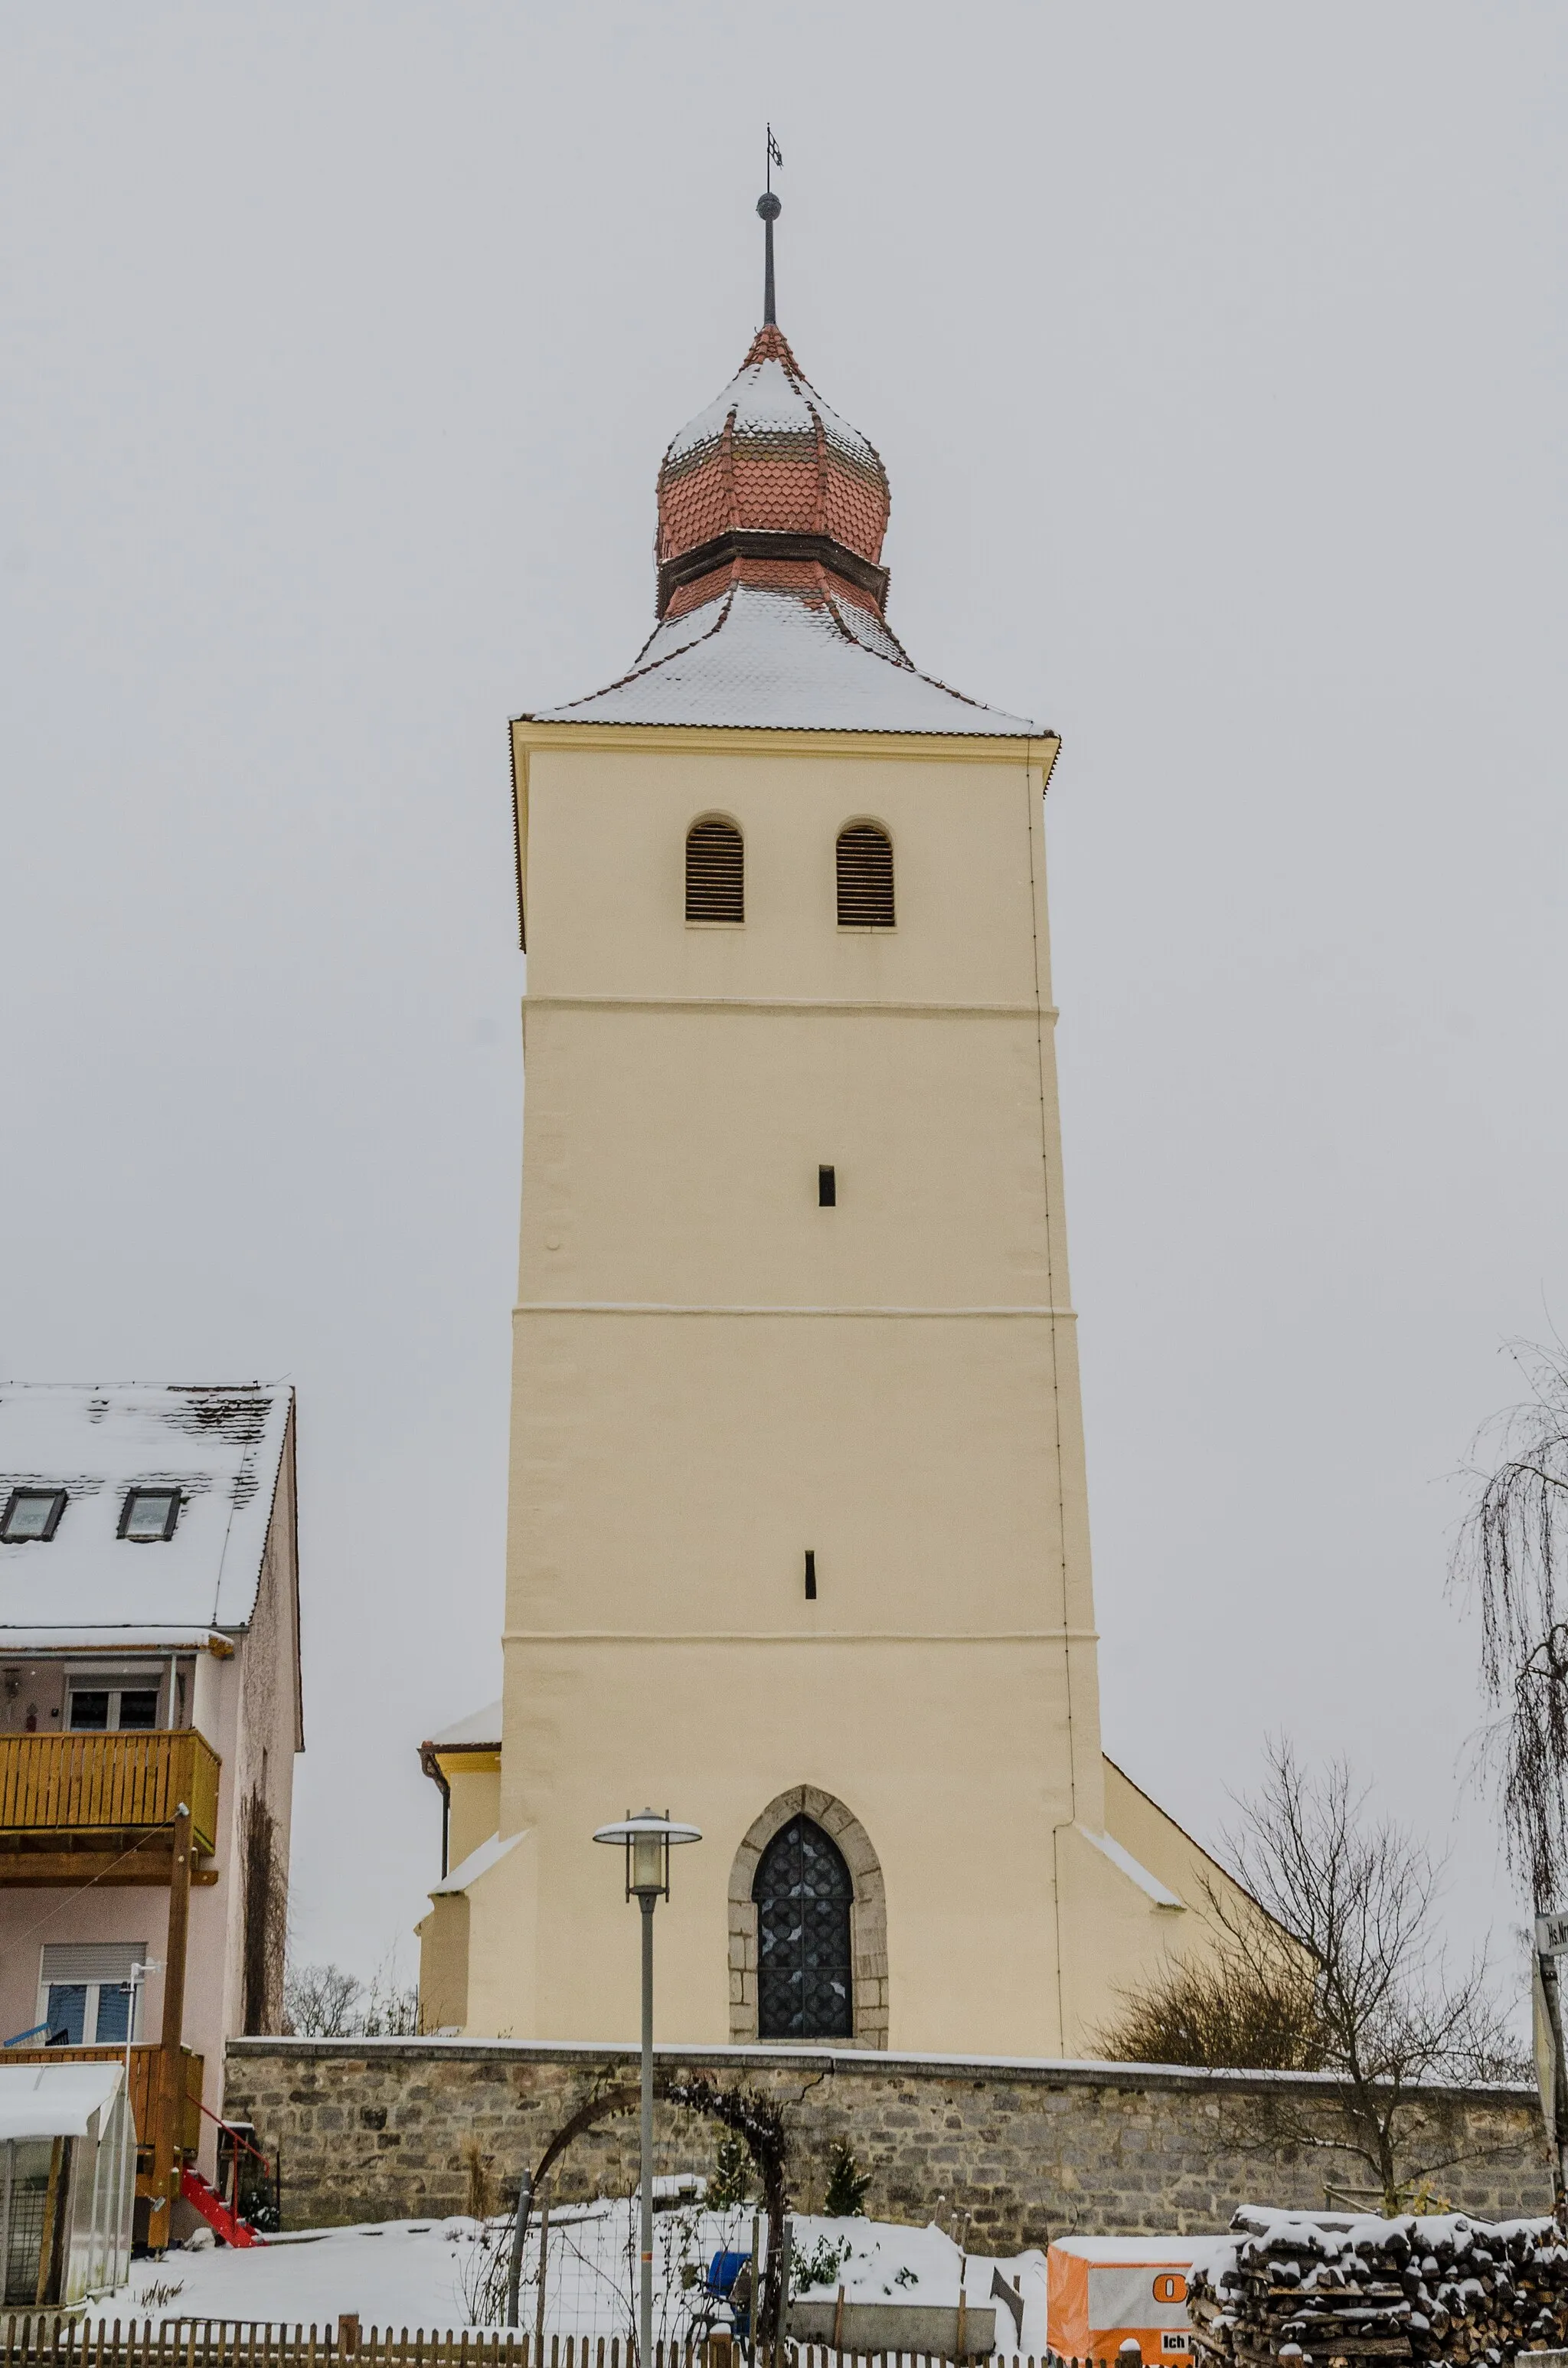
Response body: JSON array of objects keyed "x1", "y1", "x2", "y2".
[{"x1": 753, "y1": 1814, "x2": 852, "y2": 2040}]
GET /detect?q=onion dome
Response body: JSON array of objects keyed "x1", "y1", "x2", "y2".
[
  {"x1": 521, "y1": 185, "x2": 1042, "y2": 739},
  {"x1": 655, "y1": 324, "x2": 892, "y2": 624}
]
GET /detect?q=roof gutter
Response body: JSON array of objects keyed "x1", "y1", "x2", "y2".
[{"x1": 419, "y1": 1741, "x2": 452, "y2": 1879}]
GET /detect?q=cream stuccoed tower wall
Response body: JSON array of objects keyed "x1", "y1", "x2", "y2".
[{"x1": 418, "y1": 268, "x2": 1243, "y2": 2056}]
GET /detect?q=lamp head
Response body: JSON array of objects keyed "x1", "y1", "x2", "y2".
[{"x1": 593, "y1": 1809, "x2": 702, "y2": 1900}]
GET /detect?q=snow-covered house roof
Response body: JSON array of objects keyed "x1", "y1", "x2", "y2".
[
  {"x1": 426, "y1": 1700, "x2": 502, "y2": 1753},
  {"x1": 0, "y1": 1384, "x2": 295, "y2": 1645},
  {"x1": 521, "y1": 322, "x2": 1044, "y2": 741}
]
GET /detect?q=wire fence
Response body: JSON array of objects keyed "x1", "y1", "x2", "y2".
[{"x1": 454, "y1": 2195, "x2": 763, "y2": 2347}]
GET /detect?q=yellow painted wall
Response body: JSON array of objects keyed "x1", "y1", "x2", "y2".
[
  {"x1": 430, "y1": 724, "x2": 1235, "y2": 2056},
  {"x1": 440, "y1": 1760, "x2": 501, "y2": 1873}
]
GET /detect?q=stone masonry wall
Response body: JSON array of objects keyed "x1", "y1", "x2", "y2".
[{"x1": 225, "y1": 2039, "x2": 1552, "y2": 2251}]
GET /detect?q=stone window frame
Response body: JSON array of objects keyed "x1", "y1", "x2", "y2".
[{"x1": 728, "y1": 1785, "x2": 888, "y2": 2049}]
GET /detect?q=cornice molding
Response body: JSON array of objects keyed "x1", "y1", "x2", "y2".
[{"x1": 512, "y1": 719, "x2": 1060, "y2": 769}]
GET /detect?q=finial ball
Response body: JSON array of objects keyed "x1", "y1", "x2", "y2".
[{"x1": 756, "y1": 191, "x2": 782, "y2": 222}]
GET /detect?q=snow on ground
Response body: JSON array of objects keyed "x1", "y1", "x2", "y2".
[{"x1": 86, "y1": 2208, "x2": 1050, "y2": 2352}]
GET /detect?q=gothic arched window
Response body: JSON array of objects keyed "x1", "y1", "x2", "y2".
[
  {"x1": 752, "y1": 1814, "x2": 853, "y2": 2039},
  {"x1": 686, "y1": 817, "x2": 744, "y2": 923},
  {"x1": 836, "y1": 823, "x2": 895, "y2": 928}
]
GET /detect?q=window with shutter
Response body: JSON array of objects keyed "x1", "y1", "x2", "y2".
[
  {"x1": 836, "y1": 824, "x2": 895, "y2": 928},
  {"x1": 685, "y1": 819, "x2": 744, "y2": 923}
]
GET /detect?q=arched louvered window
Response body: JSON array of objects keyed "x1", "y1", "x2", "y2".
[
  {"x1": 686, "y1": 817, "x2": 744, "y2": 923},
  {"x1": 836, "y1": 823, "x2": 895, "y2": 928},
  {"x1": 753, "y1": 1814, "x2": 853, "y2": 2040}
]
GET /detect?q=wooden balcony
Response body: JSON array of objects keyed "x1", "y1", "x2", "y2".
[{"x1": 0, "y1": 1729, "x2": 220, "y2": 1882}]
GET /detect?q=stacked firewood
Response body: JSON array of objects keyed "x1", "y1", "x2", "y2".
[{"x1": 1186, "y1": 2208, "x2": 1568, "y2": 2368}]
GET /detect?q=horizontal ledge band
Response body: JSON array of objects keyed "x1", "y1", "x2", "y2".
[
  {"x1": 515, "y1": 1302, "x2": 1077, "y2": 1320},
  {"x1": 524, "y1": 996, "x2": 1059, "y2": 1019},
  {"x1": 502, "y1": 1630, "x2": 1102, "y2": 1646},
  {"x1": 514, "y1": 721, "x2": 1060, "y2": 767}
]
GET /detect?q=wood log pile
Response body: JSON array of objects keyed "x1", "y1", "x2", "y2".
[{"x1": 1187, "y1": 2209, "x2": 1568, "y2": 2368}]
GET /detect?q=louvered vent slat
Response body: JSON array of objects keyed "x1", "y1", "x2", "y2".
[
  {"x1": 836, "y1": 824, "x2": 895, "y2": 927},
  {"x1": 685, "y1": 819, "x2": 744, "y2": 921}
]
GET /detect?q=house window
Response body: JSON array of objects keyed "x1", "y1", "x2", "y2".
[
  {"x1": 686, "y1": 818, "x2": 744, "y2": 923},
  {"x1": 119, "y1": 1488, "x2": 181, "y2": 1542},
  {"x1": 0, "y1": 1491, "x2": 67, "y2": 1544},
  {"x1": 753, "y1": 1814, "x2": 853, "y2": 2040},
  {"x1": 67, "y1": 1683, "x2": 160, "y2": 1732},
  {"x1": 836, "y1": 824, "x2": 895, "y2": 928},
  {"x1": 38, "y1": 1943, "x2": 145, "y2": 2047}
]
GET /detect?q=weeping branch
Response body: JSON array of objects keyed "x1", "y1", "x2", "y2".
[{"x1": 1451, "y1": 1337, "x2": 1568, "y2": 1908}]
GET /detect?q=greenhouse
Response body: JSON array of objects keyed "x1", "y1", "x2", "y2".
[{"x1": 0, "y1": 2061, "x2": 135, "y2": 2307}]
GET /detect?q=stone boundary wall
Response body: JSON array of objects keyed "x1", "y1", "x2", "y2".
[{"x1": 225, "y1": 2039, "x2": 1552, "y2": 2252}]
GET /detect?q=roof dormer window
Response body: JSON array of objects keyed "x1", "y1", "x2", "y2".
[
  {"x1": 119, "y1": 1488, "x2": 181, "y2": 1543},
  {"x1": 1, "y1": 1490, "x2": 67, "y2": 1543}
]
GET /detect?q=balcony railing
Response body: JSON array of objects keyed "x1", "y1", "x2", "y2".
[{"x1": 0, "y1": 1729, "x2": 219, "y2": 1858}]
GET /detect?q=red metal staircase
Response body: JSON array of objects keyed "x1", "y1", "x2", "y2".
[{"x1": 180, "y1": 2164, "x2": 266, "y2": 2248}]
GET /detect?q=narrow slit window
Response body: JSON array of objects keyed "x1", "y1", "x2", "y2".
[
  {"x1": 818, "y1": 1166, "x2": 836, "y2": 1207},
  {"x1": 805, "y1": 1550, "x2": 817, "y2": 1601},
  {"x1": 685, "y1": 818, "x2": 744, "y2": 923},
  {"x1": 836, "y1": 823, "x2": 895, "y2": 928}
]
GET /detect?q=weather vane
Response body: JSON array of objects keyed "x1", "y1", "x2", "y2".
[{"x1": 757, "y1": 124, "x2": 782, "y2": 325}]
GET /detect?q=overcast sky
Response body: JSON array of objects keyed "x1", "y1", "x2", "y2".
[{"x1": 3, "y1": 3, "x2": 1565, "y2": 2016}]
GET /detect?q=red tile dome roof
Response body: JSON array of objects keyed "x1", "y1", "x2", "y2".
[{"x1": 655, "y1": 324, "x2": 892, "y2": 623}]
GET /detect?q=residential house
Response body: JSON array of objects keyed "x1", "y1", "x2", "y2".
[{"x1": 0, "y1": 1385, "x2": 302, "y2": 2245}]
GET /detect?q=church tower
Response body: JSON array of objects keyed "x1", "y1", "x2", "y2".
[{"x1": 418, "y1": 197, "x2": 1236, "y2": 2055}]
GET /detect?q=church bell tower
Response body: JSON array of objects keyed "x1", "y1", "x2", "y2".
[{"x1": 418, "y1": 186, "x2": 1233, "y2": 2055}]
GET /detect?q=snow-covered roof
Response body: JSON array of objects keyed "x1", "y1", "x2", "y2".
[
  {"x1": 426, "y1": 1699, "x2": 501, "y2": 1751},
  {"x1": 1078, "y1": 1822, "x2": 1185, "y2": 1908},
  {"x1": 431, "y1": 1830, "x2": 521, "y2": 1895},
  {"x1": 666, "y1": 351, "x2": 881, "y2": 482},
  {"x1": 526, "y1": 583, "x2": 1039, "y2": 738},
  {"x1": 0, "y1": 2061, "x2": 123, "y2": 2140},
  {"x1": 523, "y1": 313, "x2": 1044, "y2": 741},
  {"x1": 0, "y1": 1385, "x2": 294, "y2": 1640}
]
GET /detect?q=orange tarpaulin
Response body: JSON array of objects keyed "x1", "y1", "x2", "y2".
[{"x1": 1047, "y1": 2236, "x2": 1200, "y2": 2366}]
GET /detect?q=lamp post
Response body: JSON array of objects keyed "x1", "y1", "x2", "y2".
[{"x1": 593, "y1": 1811, "x2": 701, "y2": 2366}]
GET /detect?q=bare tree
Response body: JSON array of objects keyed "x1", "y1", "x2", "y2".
[
  {"x1": 1450, "y1": 1337, "x2": 1568, "y2": 1912},
  {"x1": 281, "y1": 1949, "x2": 421, "y2": 2038},
  {"x1": 282, "y1": 1961, "x2": 363, "y2": 2036},
  {"x1": 1098, "y1": 1743, "x2": 1523, "y2": 2209},
  {"x1": 1224, "y1": 1744, "x2": 1522, "y2": 2207},
  {"x1": 1449, "y1": 1335, "x2": 1568, "y2": 2215}
]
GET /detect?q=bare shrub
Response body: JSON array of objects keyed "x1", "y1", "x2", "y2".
[
  {"x1": 463, "y1": 2139, "x2": 496, "y2": 2224},
  {"x1": 1096, "y1": 1944, "x2": 1326, "y2": 2072}
]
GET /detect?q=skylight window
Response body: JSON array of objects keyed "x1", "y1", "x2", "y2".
[
  {"x1": 119, "y1": 1489, "x2": 181, "y2": 1543},
  {"x1": 0, "y1": 1490, "x2": 67, "y2": 1543}
]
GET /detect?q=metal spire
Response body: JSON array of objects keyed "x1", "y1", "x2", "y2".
[{"x1": 757, "y1": 124, "x2": 782, "y2": 325}]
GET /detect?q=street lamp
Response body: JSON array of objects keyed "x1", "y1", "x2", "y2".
[{"x1": 593, "y1": 1810, "x2": 701, "y2": 2366}]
